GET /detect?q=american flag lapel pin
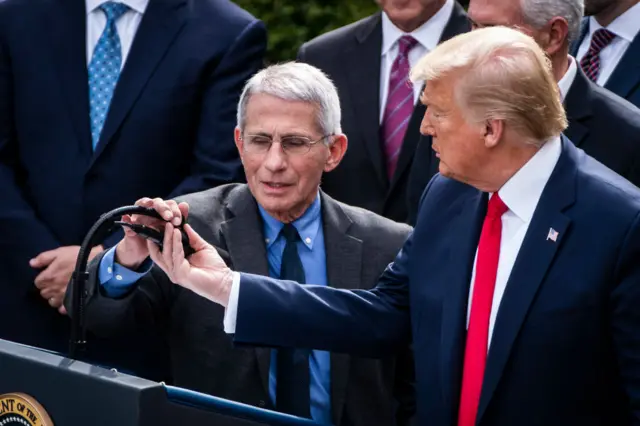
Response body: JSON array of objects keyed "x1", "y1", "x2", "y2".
[{"x1": 547, "y1": 228, "x2": 559, "y2": 242}]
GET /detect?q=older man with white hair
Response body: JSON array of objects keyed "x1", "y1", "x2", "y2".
[
  {"x1": 406, "y1": 0, "x2": 640, "y2": 223},
  {"x1": 65, "y1": 62, "x2": 416, "y2": 426},
  {"x1": 145, "y1": 27, "x2": 640, "y2": 426}
]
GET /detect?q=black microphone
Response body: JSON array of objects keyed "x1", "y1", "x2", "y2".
[{"x1": 67, "y1": 205, "x2": 193, "y2": 360}]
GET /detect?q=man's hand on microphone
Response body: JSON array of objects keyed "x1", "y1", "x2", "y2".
[
  {"x1": 115, "y1": 197, "x2": 189, "y2": 269},
  {"x1": 148, "y1": 222, "x2": 234, "y2": 307}
]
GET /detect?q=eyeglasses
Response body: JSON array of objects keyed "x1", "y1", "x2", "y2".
[{"x1": 240, "y1": 133, "x2": 333, "y2": 156}]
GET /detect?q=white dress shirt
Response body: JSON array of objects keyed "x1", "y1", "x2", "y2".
[
  {"x1": 85, "y1": 0, "x2": 149, "y2": 68},
  {"x1": 467, "y1": 136, "x2": 562, "y2": 347},
  {"x1": 576, "y1": 2, "x2": 640, "y2": 86},
  {"x1": 557, "y1": 55, "x2": 578, "y2": 101},
  {"x1": 378, "y1": 0, "x2": 454, "y2": 123},
  {"x1": 225, "y1": 138, "x2": 563, "y2": 336}
]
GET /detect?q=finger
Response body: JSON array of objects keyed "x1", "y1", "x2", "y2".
[
  {"x1": 163, "y1": 223, "x2": 175, "y2": 272},
  {"x1": 34, "y1": 268, "x2": 54, "y2": 289},
  {"x1": 30, "y1": 249, "x2": 58, "y2": 269},
  {"x1": 40, "y1": 287, "x2": 58, "y2": 299},
  {"x1": 178, "y1": 202, "x2": 190, "y2": 222},
  {"x1": 120, "y1": 215, "x2": 138, "y2": 237},
  {"x1": 148, "y1": 240, "x2": 168, "y2": 272},
  {"x1": 48, "y1": 296, "x2": 62, "y2": 308},
  {"x1": 135, "y1": 197, "x2": 154, "y2": 207},
  {"x1": 184, "y1": 224, "x2": 211, "y2": 252},
  {"x1": 59, "y1": 305, "x2": 68, "y2": 315},
  {"x1": 165, "y1": 200, "x2": 183, "y2": 226},
  {"x1": 172, "y1": 228, "x2": 186, "y2": 270},
  {"x1": 153, "y1": 198, "x2": 175, "y2": 222}
]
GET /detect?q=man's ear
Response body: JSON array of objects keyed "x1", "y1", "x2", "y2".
[
  {"x1": 234, "y1": 127, "x2": 244, "y2": 161},
  {"x1": 324, "y1": 134, "x2": 348, "y2": 172},
  {"x1": 483, "y1": 119, "x2": 503, "y2": 149},
  {"x1": 542, "y1": 16, "x2": 569, "y2": 56}
]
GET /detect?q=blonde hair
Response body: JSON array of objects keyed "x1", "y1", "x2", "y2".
[{"x1": 410, "y1": 26, "x2": 567, "y2": 145}]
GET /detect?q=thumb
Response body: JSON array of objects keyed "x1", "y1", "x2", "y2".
[
  {"x1": 30, "y1": 249, "x2": 58, "y2": 268},
  {"x1": 184, "y1": 224, "x2": 210, "y2": 252}
]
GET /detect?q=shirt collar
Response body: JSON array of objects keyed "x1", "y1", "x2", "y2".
[
  {"x1": 557, "y1": 55, "x2": 578, "y2": 100},
  {"x1": 86, "y1": 0, "x2": 149, "y2": 15},
  {"x1": 495, "y1": 136, "x2": 562, "y2": 224},
  {"x1": 588, "y1": 2, "x2": 640, "y2": 43},
  {"x1": 381, "y1": 0, "x2": 454, "y2": 56},
  {"x1": 258, "y1": 193, "x2": 322, "y2": 251}
]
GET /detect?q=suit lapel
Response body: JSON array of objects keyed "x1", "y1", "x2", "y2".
[
  {"x1": 563, "y1": 68, "x2": 593, "y2": 147},
  {"x1": 605, "y1": 33, "x2": 640, "y2": 100},
  {"x1": 344, "y1": 13, "x2": 387, "y2": 189},
  {"x1": 388, "y1": 3, "x2": 470, "y2": 194},
  {"x1": 439, "y1": 190, "x2": 487, "y2": 419},
  {"x1": 476, "y1": 138, "x2": 577, "y2": 423},
  {"x1": 220, "y1": 187, "x2": 272, "y2": 399},
  {"x1": 89, "y1": 0, "x2": 188, "y2": 165},
  {"x1": 320, "y1": 193, "x2": 363, "y2": 424},
  {"x1": 45, "y1": 0, "x2": 93, "y2": 158}
]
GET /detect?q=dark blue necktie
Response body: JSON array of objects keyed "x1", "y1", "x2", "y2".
[
  {"x1": 276, "y1": 224, "x2": 310, "y2": 418},
  {"x1": 88, "y1": 2, "x2": 129, "y2": 149}
]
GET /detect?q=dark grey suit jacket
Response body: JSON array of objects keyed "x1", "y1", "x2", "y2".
[
  {"x1": 67, "y1": 184, "x2": 414, "y2": 426},
  {"x1": 297, "y1": 2, "x2": 471, "y2": 224}
]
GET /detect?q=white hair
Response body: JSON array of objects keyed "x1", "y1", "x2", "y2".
[
  {"x1": 236, "y1": 62, "x2": 342, "y2": 138},
  {"x1": 520, "y1": 0, "x2": 584, "y2": 43}
]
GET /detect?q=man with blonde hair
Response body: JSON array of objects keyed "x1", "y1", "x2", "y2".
[
  {"x1": 122, "y1": 28, "x2": 640, "y2": 426},
  {"x1": 407, "y1": 0, "x2": 640, "y2": 223}
]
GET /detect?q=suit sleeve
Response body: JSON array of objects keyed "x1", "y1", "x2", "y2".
[
  {"x1": 64, "y1": 251, "x2": 173, "y2": 338},
  {"x1": 0, "y1": 20, "x2": 61, "y2": 285},
  {"x1": 234, "y1": 233, "x2": 414, "y2": 358},
  {"x1": 165, "y1": 19, "x2": 267, "y2": 197},
  {"x1": 611, "y1": 210, "x2": 640, "y2": 424}
]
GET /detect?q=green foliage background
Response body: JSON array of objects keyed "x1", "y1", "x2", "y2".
[
  {"x1": 235, "y1": 1, "x2": 471, "y2": 64},
  {"x1": 235, "y1": 0, "x2": 381, "y2": 63}
]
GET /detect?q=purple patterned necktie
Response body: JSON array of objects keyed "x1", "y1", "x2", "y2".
[
  {"x1": 580, "y1": 28, "x2": 616, "y2": 83},
  {"x1": 381, "y1": 35, "x2": 418, "y2": 179}
]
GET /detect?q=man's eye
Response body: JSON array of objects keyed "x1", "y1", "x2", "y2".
[
  {"x1": 251, "y1": 137, "x2": 271, "y2": 145},
  {"x1": 283, "y1": 138, "x2": 308, "y2": 147}
]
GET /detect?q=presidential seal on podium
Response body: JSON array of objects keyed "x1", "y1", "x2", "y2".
[{"x1": 0, "y1": 393, "x2": 53, "y2": 426}]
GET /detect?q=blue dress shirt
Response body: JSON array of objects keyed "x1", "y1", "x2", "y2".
[
  {"x1": 99, "y1": 194, "x2": 332, "y2": 423},
  {"x1": 258, "y1": 195, "x2": 332, "y2": 424}
]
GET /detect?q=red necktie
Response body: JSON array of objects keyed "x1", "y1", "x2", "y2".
[
  {"x1": 458, "y1": 193, "x2": 508, "y2": 426},
  {"x1": 381, "y1": 35, "x2": 418, "y2": 179},
  {"x1": 580, "y1": 28, "x2": 616, "y2": 83}
]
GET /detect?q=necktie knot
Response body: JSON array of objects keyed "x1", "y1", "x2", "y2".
[
  {"x1": 398, "y1": 35, "x2": 418, "y2": 57},
  {"x1": 486, "y1": 193, "x2": 508, "y2": 219},
  {"x1": 100, "y1": 1, "x2": 129, "y2": 22},
  {"x1": 280, "y1": 223, "x2": 301, "y2": 243},
  {"x1": 588, "y1": 28, "x2": 616, "y2": 55}
]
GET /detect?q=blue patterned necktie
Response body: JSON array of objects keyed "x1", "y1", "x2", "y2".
[{"x1": 88, "y1": 2, "x2": 129, "y2": 149}]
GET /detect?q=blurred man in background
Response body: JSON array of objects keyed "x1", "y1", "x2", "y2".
[
  {"x1": 573, "y1": 0, "x2": 640, "y2": 107},
  {"x1": 298, "y1": 0, "x2": 470, "y2": 224},
  {"x1": 0, "y1": 0, "x2": 266, "y2": 381},
  {"x1": 67, "y1": 63, "x2": 416, "y2": 426},
  {"x1": 407, "y1": 0, "x2": 640, "y2": 223}
]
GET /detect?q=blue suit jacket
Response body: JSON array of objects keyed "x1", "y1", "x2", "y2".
[
  {"x1": 572, "y1": 17, "x2": 640, "y2": 108},
  {"x1": 234, "y1": 138, "x2": 640, "y2": 425},
  {"x1": 0, "y1": 0, "x2": 265, "y2": 365}
]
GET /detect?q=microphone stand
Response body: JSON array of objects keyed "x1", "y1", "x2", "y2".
[{"x1": 68, "y1": 205, "x2": 162, "y2": 360}]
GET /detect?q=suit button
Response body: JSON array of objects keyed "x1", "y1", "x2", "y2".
[{"x1": 259, "y1": 400, "x2": 266, "y2": 407}]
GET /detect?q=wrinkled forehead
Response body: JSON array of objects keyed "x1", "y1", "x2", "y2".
[
  {"x1": 467, "y1": 0, "x2": 523, "y2": 28},
  {"x1": 243, "y1": 93, "x2": 322, "y2": 135}
]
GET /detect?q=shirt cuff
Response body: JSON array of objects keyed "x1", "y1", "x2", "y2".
[
  {"x1": 98, "y1": 246, "x2": 153, "y2": 298},
  {"x1": 223, "y1": 271, "x2": 241, "y2": 334}
]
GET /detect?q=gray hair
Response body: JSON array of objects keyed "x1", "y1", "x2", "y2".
[
  {"x1": 236, "y1": 62, "x2": 342, "y2": 137},
  {"x1": 520, "y1": 0, "x2": 584, "y2": 44}
]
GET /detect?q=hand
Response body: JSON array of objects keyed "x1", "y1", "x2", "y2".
[
  {"x1": 148, "y1": 222, "x2": 233, "y2": 307},
  {"x1": 31, "y1": 245, "x2": 104, "y2": 311},
  {"x1": 115, "y1": 197, "x2": 189, "y2": 269}
]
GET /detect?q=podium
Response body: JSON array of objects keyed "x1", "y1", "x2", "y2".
[{"x1": 0, "y1": 339, "x2": 318, "y2": 426}]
